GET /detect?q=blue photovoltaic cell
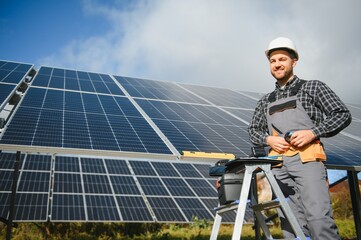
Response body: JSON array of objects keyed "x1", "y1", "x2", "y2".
[
  {"x1": 53, "y1": 173, "x2": 83, "y2": 193},
  {"x1": 32, "y1": 109, "x2": 63, "y2": 147},
  {"x1": 0, "y1": 152, "x2": 23, "y2": 170},
  {"x1": 146, "y1": 197, "x2": 186, "y2": 222},
  {"x1": 85, "y1": 195, "x2": 121, "y2": 221},
  {"x1": 0, "y1": 60, "x2": 32, "y2": 84},
  {"x1": 22, "y1": 154, "x2": 51, "y2": 171},
  {"x1": 33, "y1": 67, "x2": 125, "y2": 95},
  {"x1": 17, "y1": 172, "x2": 51, "y2": 192},
  {"x1": 0, "y1": 83, "x2": 16, "y2": 107},
  {"x1": 14, "y1": 193, "x2": 49, "y2": 221},
  {"x1": 0, "y1": 193, "x2": 11, "y2": 219},
  {"x1": 185, "y1": 178, "x2": 217, "y2": 197},
  {"x1": 82, "y1": 174, "x2": 112, "y2": 194},
  {"x1": 174, "y1": 198, "x2": 213, "y2": 221},
  {"x1": 105, "y1": 159, "x2": 131, "y2": 175},
  {"x1": 0, "y1": 61, "x2": 32, "y2": 107},
  {"x1": 323, "y1": 133, "x2": 361, "y2": 169},
  {"x1": 113, "y1": 75, "x2": 208, "y2": 104},
  {"x1": 0, "y1": 170, "x2": 13, "y2": 191},
  {"x1": 55, "y1": 156, "x2": 80, "y2": 172},
  {"x1": 162, "y1": 178, "x2": 195, "y2": 196},
  {"x1": 173, "y1": 163, "x2": 202, "y2": 178},
  {"x1": 193, "y1": 163, "x2": 215, "y2": 179},
  {"x1": 81, "y1": 158, "x2": 106, "y2": 174},
  {"x1": 340, "y1": 105, "x2": 361, "y2": 137},
  {"x1": 51, "y1": 194, "x2": 86, "y2": 221},
  {"x1": 201, "y1": 198, "x2": 239, "y2": 223},
  {"x1": 137, "y1": 177, "x2": 169, "y2": 196},
  {"x1": 20, "y1": 87, "x2": 46, "y2": 108},
  {"x1": 238, "y1": 90, "x2": 264, "y2": 100},
  {"x1": 129, "y1": 160, "x2": 157, "y2": 176},
  {"x1": 110, "y1": 176, "x2": 141, "y2": 195},
  {"x1": 180, "y1": 83, "x2": 258, "y2": 109},
  {"x1": 151, "y1": 161, "x2": 180, "y2": 177},
  {"x1": 0, "y1": 107, "x2": 40, "y2": 145},
  {"x1": 221, "y1": 108, "x2": 254, "y2": 124},
  {"x1": 116, "y1": 196, "x2": 153, "y2": 222}
]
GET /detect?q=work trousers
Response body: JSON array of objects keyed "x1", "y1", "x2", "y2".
[{"x1": 272, "y1": 154, "x2": 340, "y2": 240}]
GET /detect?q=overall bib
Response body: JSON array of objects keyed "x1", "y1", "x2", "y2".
[{"x1": 265, "y1": 89, "x2": 340, "y2": 239}]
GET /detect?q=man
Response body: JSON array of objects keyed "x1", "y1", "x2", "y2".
[{"x1": 248, "y1": 37, "x2": 352, "y2": 239}]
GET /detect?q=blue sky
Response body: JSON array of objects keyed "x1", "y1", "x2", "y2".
[
  {"x1": 1, "y1": 0, "x2": 361, "y2": 104},
  {"x1": 1, "y1": 0, "x2": 360, "y2": 182}
]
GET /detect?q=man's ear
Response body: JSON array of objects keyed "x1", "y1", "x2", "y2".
[{"x1": 292, "y1": 59, "x2": 298, "y2": 67}]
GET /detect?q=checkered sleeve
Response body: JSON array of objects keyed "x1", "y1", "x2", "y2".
[
  {"x1": 308, "y1": 81, "x2": 352, "y2": 138},
  {"x1": 248, "y1": 96, "x2": 269, "y2": 146}
]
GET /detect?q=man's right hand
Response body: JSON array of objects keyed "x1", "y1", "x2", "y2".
[{"x1": 266, "y1": 136, "x2": 290, "y2": 153}]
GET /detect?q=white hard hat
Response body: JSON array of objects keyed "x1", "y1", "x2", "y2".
[{"x1": 265, "y1": 37, "x2": 299, "y2": 59}]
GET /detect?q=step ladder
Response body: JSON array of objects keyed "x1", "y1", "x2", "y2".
[{"x1": 210, "y1": 158, "x2": 307, "y2": 240}]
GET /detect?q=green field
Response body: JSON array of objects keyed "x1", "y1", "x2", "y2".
[{"x1": 1, "y1": 218, "x2": 357, "y2": 239}]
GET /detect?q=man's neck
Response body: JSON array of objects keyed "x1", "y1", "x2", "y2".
[{"x1": 277, "y1": 74, "x2": 295, "y2": 87}]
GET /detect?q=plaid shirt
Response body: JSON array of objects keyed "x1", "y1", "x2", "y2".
[{"x1": 248, "y1": 76, "x2": 352, "y2": 146}]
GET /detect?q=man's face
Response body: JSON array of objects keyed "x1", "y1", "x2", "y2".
[{"x1": 269, "y1": 50, "x2": 297, "y2": 84}]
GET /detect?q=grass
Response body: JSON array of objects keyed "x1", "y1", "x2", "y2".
[{"x1": 0, "y1": 219, "x2": 357, "y2": 239}]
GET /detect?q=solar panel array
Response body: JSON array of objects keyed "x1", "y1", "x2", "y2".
[
  {"x1": 0, "y1": 60, "x2": 360, "y2": 224},
  {"x1": 0, "y1": 152, "x2": 252, "y2": 223},
  {"x1": 0, "y1": 66, "x2": 171, "y2": 154}
]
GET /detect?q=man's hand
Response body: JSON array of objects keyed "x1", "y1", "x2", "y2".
[
  {"x1": 289, "y1": 130, "x2": 316, "y2": 148},
  {"x1": 266, "y1": 136, "x2": 290, "y2": 153}
]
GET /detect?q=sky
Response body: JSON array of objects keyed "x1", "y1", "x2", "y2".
[
  {"x1": 0, "y1": 0, "x2": 360, "y2": 182},
  {"x1": 1, "y1": 0, "x2": 361, "y2": 105}
]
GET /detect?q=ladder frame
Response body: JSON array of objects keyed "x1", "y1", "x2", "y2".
[{"x1": 210, "y1": 160, "x2": 307, "y2": 240}]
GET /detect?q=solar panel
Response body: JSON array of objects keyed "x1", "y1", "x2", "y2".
[
  {"x1": 0, "y1": 83, "x2": 16, "y2": 109},
  {"x1": 162, "y1": 178, "x2": 196, "y2": 196},
  {"x1": 180, "y1": 83, "x2": 258, "y2": 109},
  {"x1": 0, "y1": 60, "x2": 32, "y2": 84},
  {"x1": 136, "y1": 99, "x2": 252, "y2": 156},
  {"x1": 146, "y1": 197, "x2": 187, "y2": 222},
  {"x1": 323, "y1": 134, "x2": 361, "y2": 170},
  {"x1": 51, "y1": 194, "x2": 86, "y2": 221},
  {"x1": 113, "y1": 75, "x2": 208, "y2": 104},
  {"x1": 0, "y1": 67, "x2": 173, "y2": 155},
  {"x1": 174, "y1": 197, "x2": 213, "y2": 221},
  {"x1": 0, "y1": 152, "x2": 244, "y2": 223},
  {"x1": 0, "y1": 60, "x2": 33, "y2": 110},
  {"x1": 116, "y1": 196, "x2": 153, "y2": 221},
  {"x1": 339, "y1": 104, "x2": 361, "y2": 137},
  {"x1": 85, "y1": 195, "x2": 121, "y2": 221}
]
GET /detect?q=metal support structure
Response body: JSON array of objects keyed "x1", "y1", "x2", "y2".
[
  {"x1": 251, "y1": 174, "x2": 261, "y2": 240},
  {"x1": 347, "y1": 170, "x2": 361, "y2": 239},
  {"x1": 6, "y1": 151, "x2": 21, "y2": 240},
  {"x1": 210, "y1": 160, "x2": 306, "y2": 240}
]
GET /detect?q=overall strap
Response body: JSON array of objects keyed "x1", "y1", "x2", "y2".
[{"x1": 268, "y1": 79, "x2": 307, "y2": 103}]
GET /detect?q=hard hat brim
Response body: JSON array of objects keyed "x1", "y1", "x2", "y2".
[{"x1": 265, "y1": 47, "x2": 299, "y2": 60}]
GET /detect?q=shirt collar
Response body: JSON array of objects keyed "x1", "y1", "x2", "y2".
[{"x1": 275, "y1": 75, "x2": 299, "y2": 90}]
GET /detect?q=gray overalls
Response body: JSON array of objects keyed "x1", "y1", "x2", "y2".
[{"x1": 266, "y1": 87, "x2": 340, "y2": 239}]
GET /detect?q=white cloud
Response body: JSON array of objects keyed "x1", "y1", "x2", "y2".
[{"x1": 39, "y1": 0, "x2": 361, "y2": 104}]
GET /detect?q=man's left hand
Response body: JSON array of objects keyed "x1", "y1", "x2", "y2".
[{"x1": 289, "y1": 130, "x2": 316, "y2": 148}]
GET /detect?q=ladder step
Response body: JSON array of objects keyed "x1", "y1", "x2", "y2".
[
  {"x1": 214, "y1": 199, "x2": 251, "y2": 214},
  {"x1": 251, "y1": 198, "x2": 288, "y2": 211}
]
